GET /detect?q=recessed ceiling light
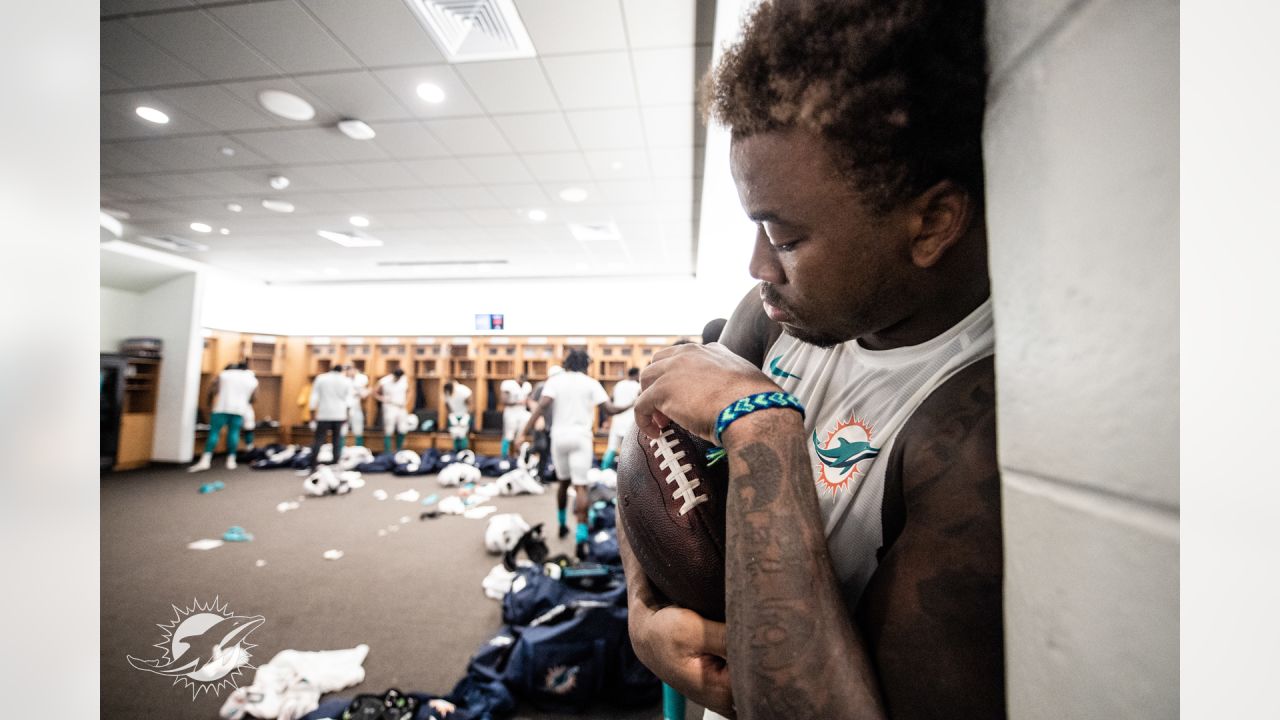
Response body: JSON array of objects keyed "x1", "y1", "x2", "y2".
[
  {"x1": 416, "y1": 82, "x2": 446, "y2": 104},
  {"x1": 337, "y1": 119, "x2": 376, "y2": 140},
  {"x1": 269, "y1": 175, "x2": 290, "y2": 190},
  {"x1": 610, "y1": 161, "x2": 623, "y2": 170},
  {"x1": 135, "y1": 106, "x2": 169, "y2": 124},
  {"x1": 102, "y1": 207, "x2": 131, "y2": 220},
  {"x1": 226, "y1": 202, "x2": 243, "y2": 213},
  {"x1": 349, "y1": 215, "x2": 370, "y2": 227},
  {"x1": 527, "y1": 209, "x2": 547, "y2": 222},
  {"x1": 262, "y1": 199, "x2": 295, "y2": 213},
  {"x1": 257, "y1": 89, "x2": 315, "y2": 121},
  {"x1": 318, "y1": 230, "x2": 383, "y2": 248},
  {"x1": 559, "y1": 187, "x2": 588, "y2": 203},
  {"x1": 219, "y1": 228, "x2": 230, "y2": 235},
  {"x1": 219, "y1": 146, "x2": 236, "y2": 157},
  {"x1": 190, "y1": 222, "x2": 212, "y2": 233}
]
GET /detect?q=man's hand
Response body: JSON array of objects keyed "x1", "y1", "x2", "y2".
[
  {"x1": 634, "y1": 342, "x2": 779, "y2": 442},
  {"x1": 619, "y1": 519, "x2": 735, "y2": 717}
]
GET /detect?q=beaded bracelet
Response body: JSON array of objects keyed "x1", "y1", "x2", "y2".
[{"x1": 712, "y1": 391, "x2": 806, "y2": 447}]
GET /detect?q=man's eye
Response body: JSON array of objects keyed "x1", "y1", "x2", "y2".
[{"x1": 773, "y1": 238, "x2": 802, "y2": 252}]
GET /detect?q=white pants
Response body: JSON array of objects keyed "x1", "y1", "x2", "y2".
[
  {"x1": 551, "y1": 427, "x2": 594, "y2": 486},
  {"x1": 349, "y1": 407, "x2": 364, "y2": 436},
  {"x1": 502, "y1": 406, "x2": 531, "y2": 440},
  {"x1": 381, "y1": 403, "x2": 404, "y2": 436},
  {"x1": 606, "y1": 413, "x2": 634, "y2": 453},
  {"x1": 448, "y1": 412, "x2": 471, "y2": 439}
]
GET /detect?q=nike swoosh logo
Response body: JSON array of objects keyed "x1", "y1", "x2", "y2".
[{"x1": 768, "y1": 355, "x2": 801, "y2": 380}]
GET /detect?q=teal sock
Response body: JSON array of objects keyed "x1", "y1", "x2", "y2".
[
  {"x1": 355, "y1": 436, "x2": 364, "y2": 447},
  {"x1": 575, "y1": 523, "x2": 589, "y2": 543},
  {"x1": 501, "y1": 439, "x2": 510, "y2": 456},
  {"x1": 601, "y1": 450, "x2": 616, "y2": 470},
  {"x1": 557, "y1": 509, "x2": 567, "y2": 527},
  {"x1": 396, "y1": 433, "x2": 405, "y2": 452}
]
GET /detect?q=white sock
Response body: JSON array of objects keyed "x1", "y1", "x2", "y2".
[
  {"x1": 188, "y1": 453, "x2": 211, "y2": 472},
  {"x1": 226, "y1": 455, "x2": 237, "y2": 470}
]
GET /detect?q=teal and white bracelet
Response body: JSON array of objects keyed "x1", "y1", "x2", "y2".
[{"x1": 712, "y1": 391, "x2": 806, "y2": 448}]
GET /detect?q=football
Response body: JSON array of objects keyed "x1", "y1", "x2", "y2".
[{"x1": 617, "y1": 422, "x2": 730, "y2": 622}]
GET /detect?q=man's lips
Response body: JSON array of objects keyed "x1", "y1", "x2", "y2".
[{"x1": 760, "y1": 291, "x2": 792, "y2": 323}]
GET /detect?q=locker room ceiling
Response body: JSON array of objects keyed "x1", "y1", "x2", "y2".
[{"x1": 99, "y1": 0, "x2": 715, "y2": 284}]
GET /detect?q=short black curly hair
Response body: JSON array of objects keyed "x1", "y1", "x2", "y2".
[{"x1": 704, "y1": 0, "x2": 987, "y2": 212}]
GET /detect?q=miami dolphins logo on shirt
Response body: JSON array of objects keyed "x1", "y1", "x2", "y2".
[
  {"x1": 545, "y1": 664, "x2": 580, "y2": 695},
  {"x1": 812, "y1": 416, "x2": 880, "y2": 494}
]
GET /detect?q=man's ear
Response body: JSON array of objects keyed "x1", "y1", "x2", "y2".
[{"x1": 907, "y1": 180, "x2": 973, "y2": 268}]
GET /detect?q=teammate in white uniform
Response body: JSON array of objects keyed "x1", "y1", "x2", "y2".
[
  {"x1": 600, "y1": 367, "x2": 641, "y2": 470},
  {"x1": 374, "y1": 368, "x2": 409, "y2": 453},
  {"x1": 499, "y1": 374, "x2": 533, "y2": 458},
  {"x1": 309, "y1": 365, "x2": 353, "y2": 471},
  {"x1": 189, "y1": 362, "x2": 258, "y2": 472},
  {"x1": 345, "y1": 365, "x2": 370, "y2": 447},
  {"x1": 443, "y1": 380, "x2": 473, "y2": 451},
  {"x1": 521, "y1": 350, "x2": 632, "y2": 544},
  {"x1": 619, "y1": 1, "x2": 1003, "y2": 717}
]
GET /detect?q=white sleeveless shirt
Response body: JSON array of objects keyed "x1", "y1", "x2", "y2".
[{"x1": 761, "y1": 299, "x2": 995, "y2": 607}]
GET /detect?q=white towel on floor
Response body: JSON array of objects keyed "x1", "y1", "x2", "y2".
[{"x1": 219, "y1": 644, "x2": 369, "y2": 720}]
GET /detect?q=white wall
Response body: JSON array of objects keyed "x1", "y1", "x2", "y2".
[
  {"x1": 139, "y1": 273, "x2": 204, "y2": 463},
  {"x1": 984, "y1": 0, "x2": 1179, "y2": 717},
  {"x1": 200, "y1": 272, "x2": 739, "y2": 338},
  {"x1": 99, "y1": 286, "x2": 141, "y2": 353}
]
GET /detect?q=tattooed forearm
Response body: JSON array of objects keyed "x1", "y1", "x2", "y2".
[{"x1": 724, "y1": 415, "x2": 887, "y2": 719}]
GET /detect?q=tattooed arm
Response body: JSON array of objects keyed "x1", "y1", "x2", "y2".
[{"x1": 636, "y1": 346, "x2": 1003, "y2": 719}]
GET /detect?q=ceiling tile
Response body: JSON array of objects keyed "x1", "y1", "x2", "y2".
[
  {"x1": 101, "y1": 144, "x2": 165, "y2": 175},
  {"x1": 653, "y1": 175, "x2": 696, "y2": 204},
  {"x1": 437, "y1": 186, "x2": 502, "y2": 209},
  {"x1": 341, "y1": 188, "x2": 452, "y2": 211},
  {"x1": 102, "y1": 175, "x2": 172, "y2": 201},
  {"x1": 293, "y1": 71, "x2": 413, "y2": 122},
  {"x1": 425, "y1": 117, "x2": 513, "y2": 156},
  {"x1": 210, "y1": 0, "x2": 360, "y2": 74},
  {"x1": 231, "y1": 129, "x2": 323, "y2": 164},
  {"x1": 129, "y1": 9, "x2": 279, "y2": 80},
  {"x1": 459, "y1": 155, "x2": 533, "y2": 184},
  {"x1": 343, "y1": 161, "x2": 423, "y2": 189},
  {"x1": 455, "y1": 60, "x2": 559, "y2": 114},
  {"x1": 541, "y1": 52, "x2": 637, "y2": 109},
  {"x1": 522, "y1": 152, "x2": 592, "y2": 182},
  {"x1": 371, "y1": 65, "x2": 487, "y2": 119},
  {"x1": 102, "y1": 0, "x2": 193, "y2": 15},
  {"x1": 650, "y1": 145, "x2": 701, "y2": 178},
  {"x1": 415, "y1": 210, "x2": 476, "y2": 228},
  {"x1": 196, "y1": 170, "x2": 279, "y2": 194},
  {"x1": 515, "y1": 0, "x2": 627, "y2": 55},
  {"x1": 237, "y1": 127, "x2": 390, "y2": 164},
  {"x1": 115, "y1": 135, "x2": 271, "y2": 172},
  {"x1": 403, "y1": 158, "x2": 480, "y2": 187},
  {"x1": 100, "y1": 67, "x2": 133, "y2": 92},
  {"x1": 597, "y1": 179, "x2": 655, "y2": 204},
  {"x1": 583, "y1": 149, "x2": 650, "y2": 179},
  {"x1": 623, "y1": 0, "x2": 713, "y2": 48},
  {"x1": 283, "y1": 164, "x2": 365, "y2": 191},
  {"x1": 156, "y1": 85, "x2": 279, "y2": 132},
  {"x1": 101, "y1": 90, "x2": 216, "y2": 140},
  {"x1": 642, "y1": 105, "x2": 697, "y2": 148},
  {"x1": 493, "y1": 113, "x2": 578, "y2": 153},
  {"x1": 221, "y1": 78, "x2": 338, "y2": 127},
  {"x1": 301, "y1": 0, "x2": 445, "y2": 67},
  {"x1": 488, "y1": 183, "x2": 552, "y2": 207},
  {"x1": 632, "y1": 46, "x2": 702, "y2": 106},
  {"x1": 101, "y1": 21, "x2": 204, "y2": 86},
  {"x1": 565, "y1": 108, "x2": 645, "y2": 150},
  {"x1": 465, "y1": 208, "x2": 528, "y2": 226},
  {"x1": 145, "y1": 172, "x2": 228, "y2": 198},
  {"x1": 368, "y1": 121, "x2": 450, "y2": 158}
]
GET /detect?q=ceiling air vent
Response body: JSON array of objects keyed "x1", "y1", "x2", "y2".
[
  {"x1": 403, "y1": 0, "x2": 536, "y2": 63},
  {"x1": 137, "y1": 235, "x2": 208, "y2": 253},
  {"x1": 568, "y1": 221, "x2": 621, "y2": 242}
]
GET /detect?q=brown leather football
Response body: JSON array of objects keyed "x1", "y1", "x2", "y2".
[{"x1": 617, "y1": 422, "x2": 730, "y2": 622}]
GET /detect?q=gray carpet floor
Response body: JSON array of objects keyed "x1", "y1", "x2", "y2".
[{"x1": 102, "y1": 460, "x2": 705, "y2": 720}]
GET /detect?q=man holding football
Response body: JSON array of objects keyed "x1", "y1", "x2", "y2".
[{"x1": 619, "y1": 0, "x2": 1005, "y2": 717}]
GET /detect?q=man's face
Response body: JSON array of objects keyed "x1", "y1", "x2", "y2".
[{"x1": 730, "y1": 128, "x2": 917, "y2": 347}]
